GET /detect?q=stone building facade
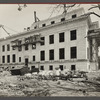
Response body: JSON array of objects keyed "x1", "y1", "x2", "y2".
[{"x1": 0, "y1": 8, "x2": 99, "y2": 71}]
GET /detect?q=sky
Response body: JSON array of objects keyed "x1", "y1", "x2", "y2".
[{"x1": 0, "y1": 4, "x2": 100, "y2": 38}]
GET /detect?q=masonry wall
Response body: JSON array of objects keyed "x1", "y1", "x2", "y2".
[{"x1": 0, "y1": 16, "x2": 89, "y2": 72}]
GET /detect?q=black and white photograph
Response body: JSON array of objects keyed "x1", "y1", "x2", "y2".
[{"x1": 0, "y1": 4, "x2": 100, "y2": 97}]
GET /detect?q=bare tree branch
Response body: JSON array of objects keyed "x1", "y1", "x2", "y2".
[
  {"x1": 85, "y1": 12, "x2": 100, "y2": 17},
  {"x1": 92, "y1": 12, "x2": 100, "y2": 17},
  {"x1": 66, "y1": 4, "x2": 76, "y2": 8},
  {"x1": 49, "y1": 4, "x2": 100, "y2": 19},
  {"x1": 88, "y1": 6, "x2": 99, "y2": 10},
  {"x1": 88, "y1": 4, "x2": 100, "y2": 10}
]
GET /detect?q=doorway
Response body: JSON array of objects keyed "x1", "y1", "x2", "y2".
[
  {"x1": 25, "y1": 58, "x2": 28, "y2": 67},
  {"x1": 59, "y1": 65, "x2": 63, "y2": 71}
]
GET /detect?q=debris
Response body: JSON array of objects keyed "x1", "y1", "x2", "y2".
[
  {"x1": 57, "y1": 81, "x2": 61, "y2": 85},
  {"x1": 0, "y1": 70, "x2": 99, "y2": 96},
  {"x1": 0, "y1": 71, "x2": 11, "y2": 76}
]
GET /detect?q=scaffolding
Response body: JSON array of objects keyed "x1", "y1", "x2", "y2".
[{"x1": 11, "y1": 34, "x2": 44, "y2": 48}]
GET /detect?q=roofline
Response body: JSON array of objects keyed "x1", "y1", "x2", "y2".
[
  {"x1": 32, "y1": 7, "x2": 85, "y2": 24},
  {"x1": 0, "y1": 14, "x2": 89, "y2": 42}
]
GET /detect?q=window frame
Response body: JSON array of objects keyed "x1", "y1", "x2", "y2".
[
  {"x1": 59, "y1": 65, "x2": 63, "y2": 71},
  {"x1": 25, "y1": 44, "x2": 28, "y2": 50},
  {"x1": 12, "y1": 54, "x2": 16, "y2": 63},
  {"x1": 70, "y1": 46, "x2": 77, "y2": 59},
  {"x1": 49, "y1": 35, "x2": 54, "y2": 44},
  {"x1": 2, "y1": 56, "x2": 5, "y2": 63},
  {"x1": 19, "y1": 57, "x2": 21, "y2": 62},
  {"x1": 18, "y1": 46, "x2": 22, "y2": 51},
  {"x1": 40, "y1": 66, "x2": 44, "y2": 70},
  {"x1": 59, "y1": 32, "x2": 64, "y2": 42},
  {"x1": 41, "y1": 37, "x2": 45, "y2": 45},
  {"x1": 49, "y1": 65, "x2": 53, "y2": 70},
  {"x1": 71, "y1": 65, "x2": 76, "y2": 70},
  {"x1": 2, "y1": 45, "x2": 5, "y2": 52},
  {"x1": 40, "y1": 51, "x2": 45, "y2": 61},
  {"x1": 61, "y1": 18, "x2": 65, "y2": 22},
  {"x1": 42, "y1": 23, "x2": 46, "y2": 27},
  {"x1": 33, "y1": 55, "x2": 35, "y2": 61},
  {"x1": 70, "y1": 30, "x2": 77, "y2": 41},
  {"x1": 31, "y1": 66, "x2": 35, "y2": 70},
  {"x1": 7, "y1": 55, "x2": 10, "y2": 63},
  {"x1": 7, "y1": 44, "x2": 10, "y2": 51},
  {"x1": 59, "y1": 48, "x2": 65, "y2": 59},
  {"x1": 51, "y1": 21, "x2": 55, "y2": 24},
  {"x1": 49, "y1": 49, "x2": 54, "y2": 60},
  {"x1": 72, "y1": 14, "x2": 77, "y2": 18}
]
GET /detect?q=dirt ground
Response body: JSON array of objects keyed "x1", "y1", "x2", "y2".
[{"x1": 0, "y1": 71, "x2": 100, "y2": 97}]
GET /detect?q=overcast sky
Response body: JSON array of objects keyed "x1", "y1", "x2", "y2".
[{"x1": 0, "y1": 4, "x2": 100, "y2": 38}]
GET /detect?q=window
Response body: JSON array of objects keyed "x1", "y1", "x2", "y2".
[
  {"x1": 18, "y1": 46, "x2": 22, "y2": 51},
  {"x1": 31, "y1": 66, "x2": 35, "y2": 70},
  {"x1": 71, "y1": 65, "x2": 76, "y2": 70},
  {"x1": 2, "y1": 45, "x2": 5, "y2": 52},
  {"x1": 18, "y1": 41, "x2": 21, "y2": 45},
  {"x1": 25, "y1": 44, "x2": 28, "y2": 50},
  {"x1": 42, "y1": 24, "x2": 46, "y2": 27},
  {"x1": 70, "y1": 47, "x2": 77, "y2": 59},
  {"x1": 49, "y1": 35, "x2": 54, "y2": 44},
  {"x1": 12, "y1": 47, "x2": 15, "y2": 50},
  {"x1": 49, "y1": 49, "x2": 54, "y2": 60},
  {"x1": 25, "y1": 38, "x2": 30, "y2": 43},
  {"x1": 72, "y1": 14, "x2": 77, "y2": 18},
  {"x1": 40, "y1": 51, "x2": 45, "y2": 61},
  {"x1": 34, "y1": 25, "x2": 37, "y2": 29},
  {"x1": 19, "y1": 57, "x2": 21, "y2": 62},
  {"x1": 51, "y1": 21, "x2": 55, "y2": 24},
  {"x1": 7, "y1": 55, "x2": 10, "y2": 63},
  {"x1": 61, "y1": 18, "x2": 65, "y2": 22},
  {"x1": 49, "y1": 65, "x2": 53, "y2": 70},
  {"x1": 41, "y1": 37, "x2": 45, "y2": 45},
  {"x1": 70, "y1": 30, "x2": 77, "y2": 40},
  {"x1": 59, "y1": 32, "x2": 64, "y2": 42},
  {"x1": 2, "y1": 56, "x2": 5, "y2": 63},
  {"x1": 33, "y1": 56, "x2": 35, "y2": 61},
  {"x1": 7, "y1": 44, "x2": 10, "y2": 51},
  {"x1": 40, "y1": 66, "x2": 44, "y2": 70},
  {"x1": 59, "y1": 65, "x2": 63, "y2": 71},
  {"x1": 18, "y1": 41, "x2": 22, "y2": 51},
  {"x1": 12, "y1": 54, "x2": 16, "y2": 62},
  {"x1": 59, "y1": 48, "x2": 65, "y2": 59},
  {"x1": 32, "y1": 44, "x2": 36, "y2": 49}
]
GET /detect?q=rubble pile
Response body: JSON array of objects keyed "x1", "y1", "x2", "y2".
[
  {"x1": 0, "y1": 71, "x2": 11, "y2": 76},
  {"x1": 0, "y1": 70, "x2": 100, "y2": 96},
  {"x1": 0, "y1": 71, "x2": 51, "y2": 97},
  {"x1": 87, "y1": 71, "x2": 100, "y2": 80}
]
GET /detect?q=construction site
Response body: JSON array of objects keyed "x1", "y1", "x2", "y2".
[
  {"x1": 0, "y1": 5, "x2": 100, "y2": 96},
  {"x1": 0, "y1": 70, "x2": 100, "y2": 96}
]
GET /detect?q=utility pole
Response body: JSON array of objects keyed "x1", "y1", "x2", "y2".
[{"x1": 34, "y1": 11, "x2": 37, "y2": 22}]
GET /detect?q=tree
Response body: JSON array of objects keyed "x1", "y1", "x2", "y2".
[
  {"x1": 17, "y1": 4, "x2": 100, "y2": 18},
  {"x1": 49, "y1": 4, "x2": 100, "y2": 18}
]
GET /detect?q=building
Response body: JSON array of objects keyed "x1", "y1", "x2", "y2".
[{"x1": 0, "y1": 8, "x2": 100, "y2": 72}]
